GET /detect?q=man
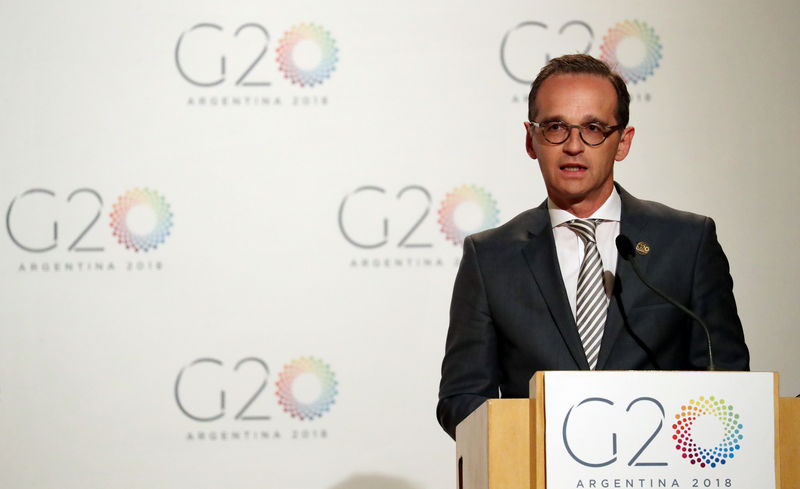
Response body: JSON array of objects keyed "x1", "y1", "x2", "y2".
[{"x1": 436, "y1": 54, "x2": 749, "y2": 440}]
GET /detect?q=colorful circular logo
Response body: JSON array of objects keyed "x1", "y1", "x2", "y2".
[
  {"x1": 109, "y1": 188, "x2": 173, "y2": 252},
  {"x1": 275, "y1": 356, "x2": 337, "y2": 420},
  {"x1": 437, "y1": 185, "x2": 500, "y2": 246},
  {"x1": 673, "y1": 396, "x2": 743, "y2": 468},
  {"x1": 276, "y1": 23, "x2": 338, "y2": 87},
  {"x1": 599, "y1": 20, "x2": 662, "y2": 84}
]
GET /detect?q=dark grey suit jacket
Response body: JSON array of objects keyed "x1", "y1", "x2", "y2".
[{"x1": 437, "y1": 184, "x2": 749, "y2": 439}]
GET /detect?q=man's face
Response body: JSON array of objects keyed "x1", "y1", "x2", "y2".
[{"x1": 525, "y1": 73, "x2": 634, "y2": 217}]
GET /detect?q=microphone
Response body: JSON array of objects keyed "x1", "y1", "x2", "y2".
[{"x1": 615, "y1": 234, "x2": 716, "y2": 371}]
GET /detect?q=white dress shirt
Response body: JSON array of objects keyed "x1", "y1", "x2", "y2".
[{"x1": 548, "y1": 188, "x2": 621, "y2": 320}]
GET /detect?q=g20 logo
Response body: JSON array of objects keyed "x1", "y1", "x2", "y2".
[
  {"x1": 6, "y1": 187, "x2": 173, "y2": 253},
  {"x1": 174, "y1": 356, "x2": 337, "y2": 422},
  {"x1": 562, "y1": 395, "x2": 744, "y2": 469},
  {"x1": 501, "y1": 19, "x2": 661, "y2": 85},
  {"x1": 673, "y1": 396, "x2": 743, "y2": 468},
  {"x1": 501, "y1": 20, "x2": 594, "y2": 84},
  {"x1": 599, "y1": 20, "x2": 662, "y2": 85},
  {"x1": 175, "y1": 22, "x2": 338, "y2": 88},
  {"x1": 562, "y1": 396, "x2": 668, "y2": 468},
  {"x1": 109, "y1": 188, "x2": 173, "y2": 252},
  {"x1": 337, "y1": 184, "x2": 499, "y2": 249},
  {"x1": 275, "y1": 357, "x2": 338, "y2": 420}
]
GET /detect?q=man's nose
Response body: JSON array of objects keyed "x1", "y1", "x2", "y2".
[{"x1": 563, "y1": 126, "x2": 585, "y2": 154}]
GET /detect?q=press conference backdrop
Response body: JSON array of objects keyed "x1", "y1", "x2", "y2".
[{"x1": 1, "y1": 1, "x2": 798, "y2": 488}]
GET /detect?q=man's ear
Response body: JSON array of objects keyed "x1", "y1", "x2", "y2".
[
  {"x1": 615, "y1": 126, "x2": 635, "y2": 161},
  {"x1": 524, "y1": 121, "x2": 537, "y2": 159}
]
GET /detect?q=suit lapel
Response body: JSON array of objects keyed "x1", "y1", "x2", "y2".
[
  {"x1": 595, "y1": 184, "x2": 651, "y2": 370},
  {"x1": 521, "y1": 203, "x2": 590, "y2": 370}
]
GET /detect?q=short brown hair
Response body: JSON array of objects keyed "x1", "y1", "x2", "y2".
[{"x1": 527, "y1": 54, "x2": 630, "y2": 128}]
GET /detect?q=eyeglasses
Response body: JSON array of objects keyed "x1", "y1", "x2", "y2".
[{"x1": 529, "y1": 120, "x2": 622, "y2": 146}]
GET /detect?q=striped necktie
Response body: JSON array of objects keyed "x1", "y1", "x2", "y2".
[{"x1": 566, "y1": 219, "x2": 608, "y2": 370}]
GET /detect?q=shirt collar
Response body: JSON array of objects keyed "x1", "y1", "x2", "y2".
[{"x1": 548, "y1": 186, "x2": 622, "y2": 228}]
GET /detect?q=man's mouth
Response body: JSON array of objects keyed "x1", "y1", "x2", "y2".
[{"x1": 560, "y1": 163, "x2": 588, "y2": 172}]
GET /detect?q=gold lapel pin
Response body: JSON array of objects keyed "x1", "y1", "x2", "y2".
[{"x1": 636, "y1": 241, "x2": 651, "y2": 255}]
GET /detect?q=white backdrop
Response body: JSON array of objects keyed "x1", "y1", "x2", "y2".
[{"x1": 1, "y1": 1, "x2": 799, "y2": 488}]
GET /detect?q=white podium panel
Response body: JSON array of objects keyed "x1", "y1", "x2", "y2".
[{"x1": 542, "y1": 371, "x2": 776, "y2": 489}]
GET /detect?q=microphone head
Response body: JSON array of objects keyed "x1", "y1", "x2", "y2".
[{"x1": 616, "y1": 234, "x2": 636, "y2": 261}]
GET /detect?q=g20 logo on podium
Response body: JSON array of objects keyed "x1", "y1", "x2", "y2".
[
  {"x1": 546, "y1": 372, "x2": 772, "y2": 489},
  {"x1": 673, "y1": 396, "x2": 744, "y2": 468},
  {"x1": 561, "y1": 394, "x2": 745, "y2": 469},
  {"x1": 562, "y1": 396, "x2": 669, "y2": 468},
  {"x1": 337, "y1": 184, "x2": 499, "y2": 249},
  {"x1": 175, "y1": 22, "x2": 338, "y2": 88}
]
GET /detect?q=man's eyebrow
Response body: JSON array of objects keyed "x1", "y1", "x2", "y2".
[
  {"x1": 536, "y1": 114, "x2": 614, "y2": 125},
  {"x1": 537, "y1": 115, "x2": 565, "y2": 123},
  {"x1": 579, "y1": 115, "x2": 613, "y2": 125}
]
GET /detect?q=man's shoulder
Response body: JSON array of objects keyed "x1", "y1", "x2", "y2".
[{"x1": 622, "y1": 190, "x2": 711, "y2": 229}]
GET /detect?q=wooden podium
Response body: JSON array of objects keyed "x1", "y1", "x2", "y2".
[{"x1": 455, "y1": 372, "x2": 799, "y2": 489}]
